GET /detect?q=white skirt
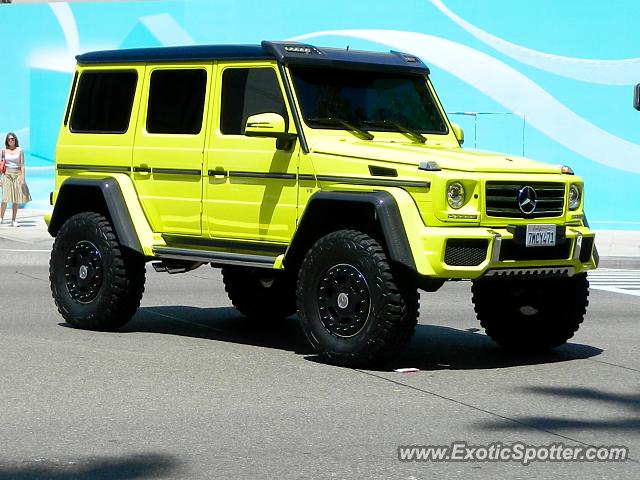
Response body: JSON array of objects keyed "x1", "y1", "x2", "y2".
[{"x1": 2, "y1": 168, "x2": 32, "y2": 204}]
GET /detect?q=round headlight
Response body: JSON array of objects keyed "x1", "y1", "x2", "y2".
[
  {"x1": 569, "y1": 184, "x2": 581, "y2": 210},
  {"x1": 447, "y1": 182, "x2": 465, "y2": 209}
]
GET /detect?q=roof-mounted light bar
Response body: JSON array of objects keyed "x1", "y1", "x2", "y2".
[{"x1": 283, "y1": 45, "x2": 317, "y2": 54}]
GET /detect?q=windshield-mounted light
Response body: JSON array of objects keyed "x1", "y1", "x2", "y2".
[{"x1": 419, "y1": 161, "x2": 441, "y2": 171}]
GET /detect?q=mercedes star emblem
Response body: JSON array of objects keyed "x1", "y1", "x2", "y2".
[{"x1": 517, "y1": 186, "x2": 537, "y2": 214}]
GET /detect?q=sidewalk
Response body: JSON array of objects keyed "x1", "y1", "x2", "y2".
[
  {"x1": 1, "y1": 209, "x2": 640, "y2": 267},
  {"x1": 0, "y1": 209, "x2": 52, "y2": 246}
]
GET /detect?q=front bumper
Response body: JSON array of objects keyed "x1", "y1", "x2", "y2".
[{"x1": 413, "y1": 225, "x2": 596, "y2": 280}]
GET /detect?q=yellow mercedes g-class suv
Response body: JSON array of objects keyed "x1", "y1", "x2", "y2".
[{"x1": 48, "y1": 41, "x2": 597, "y2": 367}]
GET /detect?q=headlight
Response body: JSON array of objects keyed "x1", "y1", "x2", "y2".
[
  {"x1": 569, "y1": 184, "x2": 581, "y2": 210},
  {"x1": 447, "y1": 182, "x2": 465, "y2": 209}
]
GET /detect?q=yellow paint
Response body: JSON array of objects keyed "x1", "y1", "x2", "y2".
[{"x1": 53, "y1": 51, "x2": 596, "y2": 279}]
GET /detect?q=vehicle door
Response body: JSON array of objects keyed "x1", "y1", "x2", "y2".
[
  {"x1": 132, "y1": 64, "x2": 211, "y2": 235},
  {"x1": 205, "y1": 63, "x2": 299, "y2": 244}
]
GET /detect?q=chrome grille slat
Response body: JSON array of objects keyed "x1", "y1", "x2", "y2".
[{"x1": 485, "y1": 181, "x2": 565, "y2": 219}]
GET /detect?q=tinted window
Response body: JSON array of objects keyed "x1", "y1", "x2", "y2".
[
  {"x1": 70, "y1": 71, "x2": 137, "y2": 133},
  {"x1": 147, "y1": 69, "x2": 207, "y2": 135},
  {"x1": 220, "y1": 68, "x2": 287, "y2": 135},
  {"x1": 290, "y1": 67, "x2": 447, "y2": 134}
]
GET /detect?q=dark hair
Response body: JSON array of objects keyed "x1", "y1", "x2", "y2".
[{"x1": 5, "y1": 132, "x2": 19, "y2": 148}]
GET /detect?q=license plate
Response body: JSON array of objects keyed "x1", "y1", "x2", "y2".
[{"x1": 525, "y1": 224, "x2": 556, "y2": 247}]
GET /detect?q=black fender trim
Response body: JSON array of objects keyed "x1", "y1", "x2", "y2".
[
  {"x1": 49, "y1": 177, "x2": 143, "y2": 254},
  {"x1": 286, "y1": 190, "x2": 416, "y2": 270}
]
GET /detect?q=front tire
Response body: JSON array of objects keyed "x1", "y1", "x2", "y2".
[
  {"x1": 297, "y1": 230, "x2": 418, "y2": 368},
  {"x1": 49, "y1": 212, "x2": 146, "y2": 330},
  {"x1": 472, "y1": 274, "x2": 589, "y2": 351}
]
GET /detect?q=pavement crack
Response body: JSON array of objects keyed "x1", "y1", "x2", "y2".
[
  {"x1": 355, "y1": 369, "x2": 639, "y2": 464},
  {"x1": 582, "y1": 357, "x2": 640, "y2": 374},
  {"x1": 144, "y1": 307, "x2": 228, "y2": 335},
  {"x1": 15, "y1": 270, "x2": 48, "y2": 283}
]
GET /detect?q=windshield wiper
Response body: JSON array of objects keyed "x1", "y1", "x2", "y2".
[
  {"x1": 362, "y1": 120, "x2": 426, "y2": 143},
  {"x1": 307, "y1": 117, "x2": 374, "y2": 141}
]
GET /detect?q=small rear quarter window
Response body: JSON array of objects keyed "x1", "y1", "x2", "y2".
[{"x1": 70, "y1": 70, "x2": 138, "y2": 134}]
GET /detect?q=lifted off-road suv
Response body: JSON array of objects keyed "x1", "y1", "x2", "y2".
[{"x1": 48, "y1": 41, "x2": 597, "y2": 367}]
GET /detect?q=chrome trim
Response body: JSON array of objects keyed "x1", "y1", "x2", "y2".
[
  {"x1": 489, "y1": 231, "x2": 502, "y2": 263},
  {"x1": 483, "y1": 266, "x2": 576, "y2": 278},
  {"x1": 572, "y1": 232, "x2": 583, "y2": 261},
  {"x1": 152, "y1": 247, "x2": 276, "y2": 269},
  {"x1": 517, "y1": 185, "x2": 538, "y2": 214}
]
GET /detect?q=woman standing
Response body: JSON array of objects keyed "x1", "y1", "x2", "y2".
[{"x1": 1, "y1": 132, "x2": 31, "y2": 226}]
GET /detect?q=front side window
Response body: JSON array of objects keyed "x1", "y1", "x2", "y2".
[
  {"x1": 289, "y1": 66, "x2": 447, "y2": 134},
  {"x1": 70, "y1": 70, "x2": 137, "y2": 133},
  {"x1": 146, "y1": 69, "x2": 207, "y2": 135},
  {"x1": 220, "y1": 68, "x2": 287, "y2": 135}
]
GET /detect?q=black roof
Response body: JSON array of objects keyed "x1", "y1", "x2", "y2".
[
  {"x1": 76, "y1": 41, "x2": 430, "y2": 74},
  {"x1": 76, "y1": 45, "x2": 270, "y2": 64}
]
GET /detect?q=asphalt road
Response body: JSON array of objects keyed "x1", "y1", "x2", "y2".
[{"x1": 0, "y1": 241, "x2": 639, "y2": 479}]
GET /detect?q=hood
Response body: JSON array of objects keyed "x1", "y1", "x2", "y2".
[{"x1": 312, "y1": 140, "x2": 561, "y2": 174}]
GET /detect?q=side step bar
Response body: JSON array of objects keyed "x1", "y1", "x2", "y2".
[{"x1": 152, "y1": 246, "x2": 277, "y2": 269}]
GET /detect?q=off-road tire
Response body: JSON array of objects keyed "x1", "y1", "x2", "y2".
[
  {"x1": 222, "y1": 266, "x2": 297, "y2": 320},
  {"x1": 297, "y1": 229, "x2": 419, "y2": 368},
  {"x1": 471, "y1": 274, "x2": 589, "y2": 351},
  {"x1": 50, "y1": 212, "x2": 146, "y2": 330}
]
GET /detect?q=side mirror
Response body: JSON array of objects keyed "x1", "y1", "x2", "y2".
[
  {"x1": 245, "y1": 112, "x2": 296, "y2": 150},
  {"x1": 245, "y1": 112, "x2": 287, "y2": 137},
  {"x1": 634, "y1": 84, "x2": 640, "y2": 111},
  {"x1": 451, "y1": 123, "x2": 464, "y2": 145}
]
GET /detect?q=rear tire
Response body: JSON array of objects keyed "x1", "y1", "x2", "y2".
[
  {"x1": 297, "y1": 229, "x2": 418, "y2": 368},
  {"x1": 472, "y1": 274, "x2": 589, "y2": 351},
  {"x1": 49, "y1": 212, "x2": 146, "y2": 330},
  {"x1": 222, "y1": 266, "x2": 297, "y2": 320}
]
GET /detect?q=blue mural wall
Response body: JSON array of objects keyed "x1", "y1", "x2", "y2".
[{"x1": 0, "y1": 0, "x2": 638, "y2": 230}]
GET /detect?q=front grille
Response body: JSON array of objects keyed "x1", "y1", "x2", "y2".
[
  {"x1": 444, "y1": 239, "x2": 488, "y2": 266},
  {"x1": 499, "y1": 239, "x2": 572, "y2": 261},
  {"x1": 486, "y1": 182, "x2": 565, "y2": 218}
]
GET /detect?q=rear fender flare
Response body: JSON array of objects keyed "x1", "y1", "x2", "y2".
[{"x1": 49, "y1": 177, "x2": 142, "y2": 254}]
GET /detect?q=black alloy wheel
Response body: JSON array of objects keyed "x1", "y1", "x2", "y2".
[
  {"x1": 297, "y1": 229, "x2": 419, "y2": 368},
  {"x1": 50, "y1": 212, "x2": 145, "y2": 331},
  {"x1": 317, "y1": 263, "x2": 371, "y2": 338}
]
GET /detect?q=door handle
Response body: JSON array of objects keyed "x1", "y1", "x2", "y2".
[
  {"x1": 208, "y1": 167, "x2": 227, "y2": 177},
  {"x1": 133, "y1": 165, "x2": 152, "y2": 173}
]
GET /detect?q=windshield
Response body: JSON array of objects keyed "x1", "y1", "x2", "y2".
[{"x1": 289, "y1": 66, "x2": 448, "y2": 135}]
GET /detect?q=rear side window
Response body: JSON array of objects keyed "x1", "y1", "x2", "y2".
[
  {"x1": 220, "y1": 68, "x2": 287, "y2": 135},
  {"x1": 70, "y1": 70, "x2": 137, "y2": 133},
  {"x1": 146, "y1": 69, "x2": 207, "y2": 135}
]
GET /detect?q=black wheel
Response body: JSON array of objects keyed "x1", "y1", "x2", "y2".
[
  {"x1": 49, "y1": 212, "x2": 146, "y2": 330},
  {"x1": 222, "y1": 266, "x2": 297, "y2": 320},
  {"x1": 471, "y1": 274, "x2": 589, "y2": 351},
  {"x1": 297, "y1": 230, "x2": 419, "y2": 368}
]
